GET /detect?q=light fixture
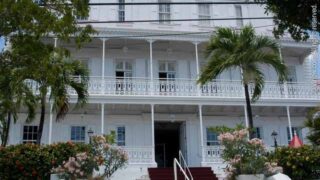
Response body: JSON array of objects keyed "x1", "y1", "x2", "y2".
[
  {"x1": 271, "y1": 130, "x2": 278, "y2": 148},
  {"x1": 87, "y1": 128, "x2": 94, "y2": 144}
]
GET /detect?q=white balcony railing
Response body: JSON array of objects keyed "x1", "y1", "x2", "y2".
[
  {"x1": 26, "y1": 77, "x2": 320, "y2": 100},
  {"x1": 203, "y1": 146, "x2": 224, "y2": 163},
  {"x1": 122, "y1": 146, "x2": 154, "y2": 164}
]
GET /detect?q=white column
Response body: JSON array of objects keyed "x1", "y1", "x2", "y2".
[
  {"x1": 286, "y1": 106, "x2": 293, "y2": 140},
  {"x1": 54, "y1": 37, "x2": 58, "y2": 47},
  {"x1": 151, "y1": 104, "x2": 155, "y2": 162},
  {"x1": 198, "y1": 105, "x2": 205, "y2": 163},
  {"x1": 194, "y1": 42, "x2": 200, "y2": 75},
  {"x1": 148, "y1": 40, "x2": 154, "y2": 95},
  {"x1": 101, "y1": 104, "x2": 105, "y2": 134},
  {"x1": 243, "y1": 105, "x2": 249, "y2": 128},
  {"x1": 48, "y1": 103, "x2": 53, "y2": 144},
  {"x1": 278, "y1": 45, "x2": 288, "y2": 98},
  {"x1": 194, "y1": 42, "x2": 201, "y2": 96},
  {"x1": 49, "y1": 38, "x2": 58, "y2": 144},
  {"x1": 102, "y1": 38, "x2": 106, "y2": 78}
]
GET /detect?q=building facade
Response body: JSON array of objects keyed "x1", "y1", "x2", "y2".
[{"x1": 8, "y1": 1, "x2": 319, "y2": 179}]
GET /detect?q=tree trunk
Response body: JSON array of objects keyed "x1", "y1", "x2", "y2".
[
  {"x1": 244, "y1": 83, "x2": 254, "y2": 139},
  {"x1": 1, "y1": 112, "x2": 11, "y2": 146},
  {"x1": 36, "y1": 95, "x2": 46, "y2": 144}
]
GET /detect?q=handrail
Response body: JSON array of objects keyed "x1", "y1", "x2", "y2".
[
  {"x1": 173, "y1": 158, "x2": 191, "y2": 180},
  {"x1": 179, "y1": 150, "x2": 193, "y2": 180}
]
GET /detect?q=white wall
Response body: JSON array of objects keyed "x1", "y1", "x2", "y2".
[
  {"x1": 9, "y1": 111, "x2": 307, "y2": 168},
  {"x1": 70, "y1": 46, "x2": 306, "y2": 82}
]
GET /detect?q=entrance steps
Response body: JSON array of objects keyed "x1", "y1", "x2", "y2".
[{"x1": 148, "y1": 167, "x2": 219, "y2": 180}]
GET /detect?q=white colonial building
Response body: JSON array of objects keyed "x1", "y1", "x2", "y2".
[{"x1": 8, "y1": 1, "x2": 319, "y2": 179}]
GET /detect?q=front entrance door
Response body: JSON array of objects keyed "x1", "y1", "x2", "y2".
[{"x1": 155, "y1": 122, "x2": 181, "y2": 167}]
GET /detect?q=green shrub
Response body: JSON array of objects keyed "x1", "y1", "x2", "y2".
[
  {"x1": 0, "y1": 142, "x2": 91, "y2": 180},
  {"x1": 268, "y1": 146, "x2": 320, "y2": 179}
]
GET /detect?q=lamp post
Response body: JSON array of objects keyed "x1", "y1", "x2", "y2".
[
  {"x1": 87, "y1": 128, "x2": 94, "y2": 144},
  {"x1": 271, "y1": 130, "x2": 278, "y2": 148}
]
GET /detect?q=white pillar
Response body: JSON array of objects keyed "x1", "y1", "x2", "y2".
[
  {"x1": 286, "y1": 106, "x2": 293, "y2": 140},
  {"x1": 194, "y1": 42, "x2": 200, "y2": 75},
  {"x1": 101, "y1": 104, "x2": 105, "y2": 134},
  {"x1": 49, "y1": 38, "x2": 58, "y2": 144},
  {"x1": 54, "y1": 37, "x2": 58, "y2": 47},
  {"x1": 278, "y1": 45, "x2": 288, "y2": 98},
  {"x1": 243, "y1": 105, "x2": 249, "y2": 128},
  {"x1": 194, "y1": 42, "x2": 202, "y2": 96},
  {"x1": 48, "y1": 103, "x2": 53, "y2": 144},
  {"x1": 151, "y1": 104, "x2": 155, "y2": 162},
  {"x1": 102, "y1": 38, "x2": 106, "y2": 78},
  {"x1": 148, "y1": 40, "x2": 154, "y2": 95},
  {"x1": 198, "y1": 105, "x2": 205, "y2": 163}
]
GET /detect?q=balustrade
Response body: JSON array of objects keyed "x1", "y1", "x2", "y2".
[
  {"x1": 122, "y1": 146, "x2": 154, "y2": 164},
  {"x1": 24, "y1": 77, "x2": 320, "y2": 100},
  {"x1": 203, "y1": 146, "x2": 224, "y2": 163}
]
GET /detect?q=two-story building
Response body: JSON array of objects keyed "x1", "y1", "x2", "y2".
[{"x1": 8, "y1": 1, "x2": 319, "y2": 179}]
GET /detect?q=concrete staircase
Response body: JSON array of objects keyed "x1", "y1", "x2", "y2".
[{"x1": 148, "y1": 167, "x2": 219, "y2": 180}]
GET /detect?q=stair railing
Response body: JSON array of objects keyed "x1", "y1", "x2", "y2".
[
  {"x1": 173, "y1": 158, "x2": 191, "y2": 180},
  {"x1": 177, "y1": 150, "x2": 193, "y2": 180}
]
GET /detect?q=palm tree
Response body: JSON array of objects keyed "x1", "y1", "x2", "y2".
[
  {"x1": 0, "y1": 52, "x2": 37, "y2": 146},
  {"x1": 31, "y1": 48, "x2": 89, "y2": 144},
  {"x1": 198, "y1": 25, "x2": 287, "y2": 139}
]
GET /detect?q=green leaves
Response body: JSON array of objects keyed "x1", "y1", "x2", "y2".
[
  {"x1": 198, "y1": 25, "x2": 287, "y2": 102},
  {"x1": 255, "y1": 0, "x2": 319, "y2": 41}
]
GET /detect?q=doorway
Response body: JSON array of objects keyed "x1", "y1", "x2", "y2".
[{"x1": 155, "y1": 122, "x2": 185, "y2": 167}]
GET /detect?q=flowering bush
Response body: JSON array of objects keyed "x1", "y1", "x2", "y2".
[
  {"x1": 217, "y1": 129, "x2": 282, "y2": 179},
  {"x1": 91, "y1": 135, "x2": 128, "y2": 179},
  {"x1": 52, "y1": 151, "x2": 101, "y2": 179},
  {"x1": 53, "y1": 134, "x2": 128, "y2": 179},
  {"x1": 268, "y1": 146, "x2": 320, "y2": 179},
  {"x1": 0, "y1": 142, "x2": 91, "y2": 180}
]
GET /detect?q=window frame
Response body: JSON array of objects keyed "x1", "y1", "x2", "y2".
[
  {"x1": 158, "y1": 0, "x2": 171, "y2": 24},
  {"x1": 22, "y1": 125, "x2": 38, "y2": 144},
  {"x1": 118, "y1": 0, "x2": 125, "y2": 22},
  {"x1": 70, "y1": 126, "x2": 86, "y2": 143},
  {"x1": 115, "y1": 60, "x2": 133, "y2": 79},
  {"x1": 235, "y1": 5, "x2": 243, "y2": 27},
  {"x1": 116, "y1": 126, "x2": 126, "y2": 146},
  {"x1": 158, "y1": 61, "x2": 176, "y2": 80},
  {"x1": 198, "y1": 4, "x2": 211, "y2": 26},
  {"x1": 253, "y1": 127, "x2": 263, "y2": 139},
  {"x1": 206, "y1": 127, "x2": 220, "y2": 146}
]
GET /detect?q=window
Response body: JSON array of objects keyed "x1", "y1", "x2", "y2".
[
  {"x1": 206, "y1": 128, "x2": 219, "y2": 146},
  {"x1": 198, "y1": 4, "x2": 211, "y2": 26},
  {"x1": 287, "y1": 66, "x2": 297, "y2": 82},
  {"x1": 159, "y1": 0, "x2": 171, "y2": 24},
  {"x1": 22, "y1": 126, "x2": 38, "y2": 144},
  {"x1": 235, "y1": 5, "x2": 243, "y2": 27},
  {"x1": 287, "y1": 127, "x2": 303, "y2": 144},
  {"x1": 253, "y1": 127, "x2": 263, "y2": 139},
  {"x1": 116, "y1": 126, "x2": 126, "y2": 146},
  {"x1": 158, "y1": 61, "x2": 176, "y2": 80},
  {"x1": 34, "y1": 0, "x2": 43, "y2": 4},
  {"x1": 71, "y1": 126, "x2": 86, "y2": 143},
  {"x1": 115, "y1": 61, "x2": 133, "y2": 79},
  {"x1": 118, "y1": 0, "x2": 125, "y2": 22}
]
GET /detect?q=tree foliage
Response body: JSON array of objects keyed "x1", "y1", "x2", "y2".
[
  {"x1": 305, "y1": 107, "x2": 320, "y2": 146},
  {"x1": 198, "y1": 25, "x2": 287, "y2": 138},
  {"x1": 0, "y1": 0, "x2": 94, "y2": 145},
  {"x1": 256, "y1": 0, "x2": 320, "y2": 41}
]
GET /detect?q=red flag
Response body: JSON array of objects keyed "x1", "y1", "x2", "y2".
[{"x1": 289, "y1": 131, "x2": 303, "y2": 148}]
